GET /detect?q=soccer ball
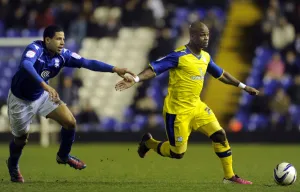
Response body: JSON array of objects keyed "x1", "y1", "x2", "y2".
[{"x1": 273, "y1": 162, "x2": 297, "y2": 186}]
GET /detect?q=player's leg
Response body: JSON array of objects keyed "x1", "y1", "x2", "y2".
[
  {"x1": 7, "y1": 133, "x2": 29, "y2": 183},
  {"x1": 209, "y1": 127, "x2": 252, "y2": 184},
  {"x1": 138, "y1": 111, "x2": 191, "y2": 159},
  {"x1": 36, "y1": 90, "x2": 85, "y2": 170},
  {"x1": 44, "y1": 103, "x2": 86, "y2": 170},
  {"x1": 45, "y1": 104, "x2": 76, "y2": 157},
  {"x1": 8, "y1": 133, "x2": 29, "y2": 168},
  {"x1": 193, "y1": 105, "x2": 252, "y2": 184},
  {"x1": 199, "y1": 122, "x2": 235, "y2": 179},
  {"x1": 7, "y1": 91, "x2": 35, "y2": 183}
]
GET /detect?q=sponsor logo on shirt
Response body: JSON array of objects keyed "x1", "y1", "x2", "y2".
[
  {"x1": 191, "y1": 68, "x2": 205, "y2": 80},
  {"x1": 41, "y1": 70, "x2": 50, "y2": 79}
]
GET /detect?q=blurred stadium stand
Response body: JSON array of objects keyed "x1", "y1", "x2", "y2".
[
  {"x1": 0, "y1": 0, "x2": 228, "y2": 134},
  {"x1": 231, "y1": 0, "x2": 300, "y2": 132}
]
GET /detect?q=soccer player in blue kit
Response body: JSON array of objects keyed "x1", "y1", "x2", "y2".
[{"x1": 7, "y1": 25, "x2": 135, "y2": 183}]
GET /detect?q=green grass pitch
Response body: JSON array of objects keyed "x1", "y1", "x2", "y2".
[{"x1": 0, "y1": 143, "x2": 298, "y2": 192}]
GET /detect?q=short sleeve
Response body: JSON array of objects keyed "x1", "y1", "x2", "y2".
[
  {"x1": 207, "y1": 57, "x2": 223, "y2": 79},
  {"x1": 149, "y1": 52, "x2": 180, "y2": 76},
  {"x1": 61, "y1": 48, "x2": 84, "y2": 68}
]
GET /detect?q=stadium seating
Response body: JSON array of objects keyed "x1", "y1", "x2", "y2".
[
  {"x1": 233, "y1": 1, "x2": 300, "y2": 131},
  {"x1": 0, "y1": 46, "x2": 20, "y2": 131},
  {"x1": 77, "y1": 26, "x2": 156, "y2": 131},
  {"x1": 0, "y1": 3, "x2": 226, "y2": 132}
]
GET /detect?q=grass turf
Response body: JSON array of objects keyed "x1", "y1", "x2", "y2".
[{"x1": 0, "y1": 143, "x2": 298, "y2": 192}]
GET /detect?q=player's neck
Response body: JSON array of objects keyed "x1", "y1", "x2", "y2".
[
  {"x1": 186, "y1": 42, "x2": 202, "y2": 56},
  {"x1": 44, "y1": 43, "x2": 56, "y2": 57},
  {"x1": 45, "y1": 48, "x2": 56, "y2": 57}
]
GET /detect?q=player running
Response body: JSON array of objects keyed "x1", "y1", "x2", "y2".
[
  {"x1": 115, "y1": 21, "x2": 259, "y2": 184},
  {"x1": 7, "y1": 25, "x2": 135, "y2": 183}
]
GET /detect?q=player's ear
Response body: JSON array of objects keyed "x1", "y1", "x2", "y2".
[
  {"x1": 191, "y1": 33, "x2": 196, "y2": 41},
  {"x1": 45, "y1": 37, "x2": 51, "y2": 44}
]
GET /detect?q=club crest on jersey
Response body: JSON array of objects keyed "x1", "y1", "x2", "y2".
[
  {"x1": 41, "y1": 70, "x2": 50, "y2": 79},
  {"x1": 54, "y1": 58, "x2": 60, "y2": 68}
]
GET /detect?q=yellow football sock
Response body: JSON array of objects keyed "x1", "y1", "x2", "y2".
[
  {"x1": 213, "y1": 139, "x2": 235, "y2": 179},
  {"x1": 145, "y1": 138, "x2": 160, "y2": 151},
  {"x1": 157, "y1": 141, "x2": 171, "y2": 157},
  {"x1": 145, "y1": 138, "x2": 171, "y2": 157}
]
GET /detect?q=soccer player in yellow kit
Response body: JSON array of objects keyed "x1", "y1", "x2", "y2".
[{"x1": 115, "y1": 21, "x2": 259, "y2": 184}]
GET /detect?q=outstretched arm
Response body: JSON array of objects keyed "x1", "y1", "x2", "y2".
[
  {"x1": 115, "y1": 67, "x2": 155, "y2": 91},
  {"x1": 135, "y1": 67, "x2": 156, "y2": 81},
  {"x1": 81, "y1": 58, "x2": 135, "y2": 79},
  {"x1": 81, "y1": 59, "x2": 114, "y2": 72},
  {"x1": 115, "y1": 51, "x2": 180, "y2": 91},
  {"x1": 63, "y1": 51, "x2": 135, "y2": 80}
]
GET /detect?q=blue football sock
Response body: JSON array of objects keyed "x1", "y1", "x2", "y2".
[
  {"x1": 58, "y1": 127, "x2": 75, "y2": 160},
  {"x1": 9, "y1": 140, "x2": 25, "y2": 167}
]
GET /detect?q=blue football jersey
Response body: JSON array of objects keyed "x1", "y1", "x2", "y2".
[{"x1": 11, "y1": 40, "x2": 83, "y2": 101}]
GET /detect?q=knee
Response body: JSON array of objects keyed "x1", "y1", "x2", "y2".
[
  {"x1": 62, "y1": 116, "x2": 76, "y2": 130},
  {"x1": 170, "y1": 150, "x2": 185, "y2": 159},
  {"x1": 210, "y1": 129, "x2": 226, "y2": 143},
  {"x1": 14, "y1": 133, "x2": 29, "y2": 146}
]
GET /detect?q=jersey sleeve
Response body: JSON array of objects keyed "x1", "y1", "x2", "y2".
[
  {"x1": 61, "y1": 48, "x2": 84, "y2": 68},
  {"x1": 149, "y1": 52, "x2": 180, "y2": 76},
  {"x1": 207, "y1": 57, "x2": 223, "y2": 79},
  {"x1": 61, "y1": 48, "x2": 114, "y2": 72},
  {"x1": 20, "y1": 43, "x2": 44, "y2": 84},
  {"x1": 21, "y1": 43, "x2": 42, "y2": 63}
]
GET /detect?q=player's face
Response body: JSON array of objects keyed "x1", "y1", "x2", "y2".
[
  {"x1": 46, "y1": 32, "x2": 65, "y2": 54},
  {"x1": 192, "y1": 26, "x2": 209, "y2": 48}
]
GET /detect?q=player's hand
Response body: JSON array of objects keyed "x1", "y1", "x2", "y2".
[
  {"x1": 113, "y1": 67, "x2": 136, "y2": 81},
  {"x1": 40, "y1": 82, "x2": 60, "y2": 103},
  {"x1": 115, "y1": 75, "x2": 136, "y2": 91},
  {"x1": 244, "y1": 86, "x2": 259, "y2": 96}
]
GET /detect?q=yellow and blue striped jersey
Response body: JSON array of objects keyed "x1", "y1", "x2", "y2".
[{"x1": 149, "y1": 45, "x2": 223, "y2": 114}]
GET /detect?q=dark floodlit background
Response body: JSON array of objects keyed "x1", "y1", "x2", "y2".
[
  {"x1": 1, "y1": 1, "x2": 300, "y2": 191},
  {"x1": 0, "y1": 0, "x2": 299, "y2": 144}
]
